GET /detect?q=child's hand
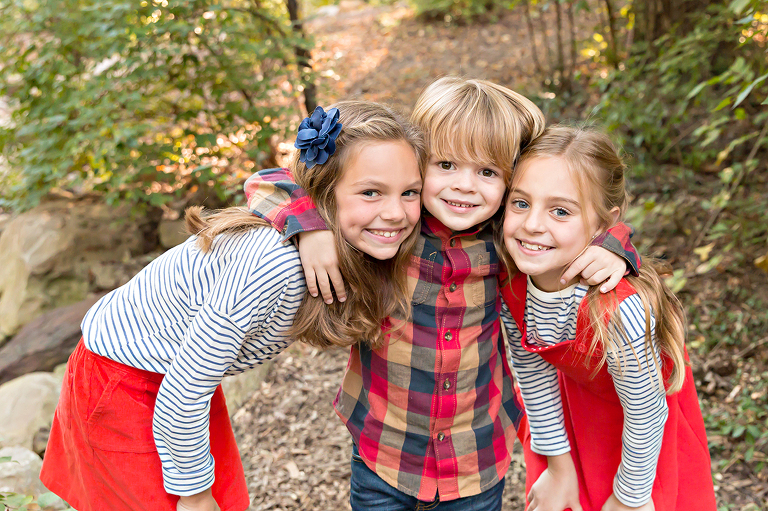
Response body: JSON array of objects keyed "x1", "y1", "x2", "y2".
[
  {"x1": 601, "y1": 493, "x2": 655, "y2": 511},
  {"x1": 527, "y1": 453, "x2": 583, "y2": 511},
  {"x1": 177, "y1": 489, "x2": 220, "y2": 511},
  {"x1": 562, "y1": 246, "x2": 625, "y2": 293},
  {"x1": 297, "y1": 230, "x2": 346, "y2": 303}
]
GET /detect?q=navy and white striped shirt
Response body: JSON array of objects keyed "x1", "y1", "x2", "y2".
[
  {"x1": 82, "y1": 227, "x2": 305, "y2": 496},
  {"x1": 501, "y1": 277, "x2": 668, "y2": 507}
]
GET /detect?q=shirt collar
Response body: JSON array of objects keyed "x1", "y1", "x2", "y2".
[{"x1": 422, "y1": 213, "x2": 489, "y2": 242}]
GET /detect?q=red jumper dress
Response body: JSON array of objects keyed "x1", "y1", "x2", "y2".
[
  {"x1": 501, "y1": 273, "x2": 716, "y2": 511},
  {"x1": 40, "y1": 341, "x2": 250, "y2": 511}
]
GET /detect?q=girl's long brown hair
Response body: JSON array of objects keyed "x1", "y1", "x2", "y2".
[
  {"x1": 498, "y1": 124, "x2": 688, "y2": 393},
  {"x1": 186, "y1": 100, "x2": 428, "y2": 350}
]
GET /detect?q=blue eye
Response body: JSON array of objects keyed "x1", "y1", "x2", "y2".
[
  {"x1": 362, "y1": 190, "x2": 380, "y2": 197},
  {"x1": 553, "y1": 208, "x2": 569, "y2": 217},
  {"x1": 402, "y1": 189, "x2": 421, "y2": 197},
  {"x1": 510, "y1": 199, "x2": 529, "y2": 209}
]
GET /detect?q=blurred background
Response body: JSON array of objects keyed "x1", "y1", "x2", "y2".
[{"x1": 0, "y1": 0, "x2": 766, "y2": 509}]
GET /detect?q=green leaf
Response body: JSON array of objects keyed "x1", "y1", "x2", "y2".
[
  {"x1": 36, "y1": 492, "x2": 63, "y2": 507},
  {"x1": 733, "y1": 73, "x2": 768, "y2": 109},
  {"x1": 729, "y1": 0, "x2": 753, "y2": 14},
  {"x1": 686, "y1": 81, "x2": 708, "y2": 100}
]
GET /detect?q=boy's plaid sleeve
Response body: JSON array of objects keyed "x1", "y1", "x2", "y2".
[
  {"x1": 591, "y1": 222, "x2": 641, "y2": 275},
  {"x1": 244, "y1": 168, "x2": 329, "y2": 241}
]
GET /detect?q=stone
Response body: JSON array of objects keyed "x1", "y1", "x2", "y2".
[
  {"x1": 158, "y1": 219, "x2": 191, "y2": 249},
  {"x1": 0, "y1": 373, "x2": 61, "y2": 451},
  {"x1": 0, "y1": 446, "x2": 46, "y2": 496},
  {"x1": 0, "y1": 296, "x2": 102, "y2": 385},
  {"x1": 0, "y1": 199, "x2": 152, "y2": 341},
  {"x1": 221, "y1": 362, "x2": 271, "y2": 414}
]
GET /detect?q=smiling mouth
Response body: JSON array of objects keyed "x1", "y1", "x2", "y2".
[
  {"x1": 443, "y1": 199, "x2": 476, "y2": 209},
  {"x1": 518, "y1": 240, "x2": 553, "y2": 252},
  {"x1": 366, "y1": 228, "x2": 404, "y2": 239}
]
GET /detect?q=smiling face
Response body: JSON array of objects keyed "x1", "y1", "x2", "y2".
[
  {"x1": 334, "y1": 141, "x2": 423, "y2": 260},
  {"x1": 503, "y1": 156, "x2": 603, "y2": 292},
  {"x1": 421, "y1": 156, "x2": 507, "y2": 231}
]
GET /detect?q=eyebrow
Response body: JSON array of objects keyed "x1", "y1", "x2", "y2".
[
  {"x1": 352, "y1": 179, "x2": 423, "y2": 189},
  {"x1": 511, "y1": 189, "x2": 581, "y2": 208}
]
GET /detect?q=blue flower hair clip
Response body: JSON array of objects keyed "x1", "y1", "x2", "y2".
[{"x1": 294, "y1": 106, "x2": 342, "y2": 169}]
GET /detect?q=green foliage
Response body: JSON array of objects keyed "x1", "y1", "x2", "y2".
[{"x1": 0, "y1": 0, "x2": 309, "y2": 212}]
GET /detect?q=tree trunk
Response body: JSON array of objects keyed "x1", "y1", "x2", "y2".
[
  {"x1": 554, "y1": 0, "x2": 566, "y2": 83},
  {"x1": 602, "y1": 0, "x2": 619, "y2": 68},
  {"x1": 285, "y1": 0, "x2": 317, "y2": 114},
  {"x1": 633, "y1": 0, "x2": 724, "y2": 45},
  {"x1": 523, "y1": 0, "x2": 544, "y2": 76}
]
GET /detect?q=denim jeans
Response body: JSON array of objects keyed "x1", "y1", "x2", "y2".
[{"x1": 349, "y1": 444, "x2": 505, "y2": 511}]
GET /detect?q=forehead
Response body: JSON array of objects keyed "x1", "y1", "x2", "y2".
[
  {"x1": 339, "y1": 140, "x2": 421, "y2": 186},
  {"x1": 513, "y1": 156, "x2": 577, "y2": 194}
]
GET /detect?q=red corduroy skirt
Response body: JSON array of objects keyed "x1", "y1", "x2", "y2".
[{"x1": 40, "y1": 340, "x2": 250, "y2": 511}]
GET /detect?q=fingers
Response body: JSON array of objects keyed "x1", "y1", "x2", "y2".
[
  {"x1": 314, "y1": 270, "x2": 336, "y2": 304},
  {"x1": 561, "y1": 256, "x2": 587, "y2": 285},
  {"x1": 328, "y1": 267, "x2": 347, "y2": 302},
  {"x1": 600, "y1": 267, "x2": 624, "y2": 294},
  {"x1": 302, "y1": 265, "x2": 319, "y2": 298}
]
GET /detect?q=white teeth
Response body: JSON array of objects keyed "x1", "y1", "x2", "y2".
[
  {"x1": 520, "y1": 241, "x2": 550, "y2": 251},
  {"x1": 445, "y1": 200, "x2": 474, "y2": 208},
  {"x1": 369, "y1": 229, "x2": 399, "y2": 238}
]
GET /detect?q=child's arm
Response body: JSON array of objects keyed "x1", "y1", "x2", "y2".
[
  {"x1": 177, "y1": 489, "x2": 219, "y2": 511},
  {"x1": 562, "y1": 224, "x2": 641, "y2": 293},
  {"x1": 245, "y1": 169, "x2": 345, "y2": 303},
  {"x1": 528, "y1": 453, "x2": 584, "y2": 511},
  {"x1": 604, "y1": 295, "x2": 669, "y2": 509},
  {"x1": 501, "y1": 307, "x2": 579, "y2": 510},
  {"x1": 153, "y1": 243, "x2": 305, "y2": 500}
]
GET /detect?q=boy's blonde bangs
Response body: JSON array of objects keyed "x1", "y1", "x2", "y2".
[
  {"x1": 428, "y1": 108, "x2": 520, "y2": 180},
  {"x1": 412, "y1": 77, "x2": 545, "y2": 184}
]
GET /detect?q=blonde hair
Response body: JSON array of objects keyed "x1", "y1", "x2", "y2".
[
  {"x1": 411, "y1": 76, "x2": 545, "y2": 185},
  {"x1": 501, "y1": 124, "x2": 688, "y2": 393},
  {"x1": 187, "y1": 100, "x2": 428, "y2": 350}
]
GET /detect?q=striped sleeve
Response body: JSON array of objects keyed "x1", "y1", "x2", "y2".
[
  {"x1": 500, "y1": 305, "x2": 571, "y2": 456},
  {"x1": 608, "y1": 294, "x2": 668, "y2": 507},
  {"x1": 153, "y1": 239, "x2": 305, "y2": 496}
]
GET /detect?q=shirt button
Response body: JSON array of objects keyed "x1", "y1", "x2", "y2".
[
  {"x1": 437, "y1": 432, "x2": 445, "y2": 441},
  {"x1": 449, "y1": 283, "x2": 457, "y2": 292},
  {"x1": 450, "y1": 239, "x2": 456, "y2": 247},
  {"x1": 443, "y1": 379, "x2": 451, "y2": 390},
  {"x1": 444, "y1": 332, "x2": 453, "y2": 341}
]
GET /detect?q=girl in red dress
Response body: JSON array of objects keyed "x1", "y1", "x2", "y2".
[{"x1": 497, "y1": 124, "x2": 716, "y2": 511}]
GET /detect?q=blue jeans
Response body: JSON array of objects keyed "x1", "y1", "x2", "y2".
[{"x1": 349, "y1": 444, "x2": 505, "y2": 511}]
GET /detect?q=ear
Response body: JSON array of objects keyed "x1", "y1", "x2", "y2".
[{"x1": 608, "y1": 206, "x2": 621, "y2": 227}]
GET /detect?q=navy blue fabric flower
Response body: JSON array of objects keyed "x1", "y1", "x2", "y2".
[{"x1": 294, "y1": 106, "x2": 342, "y2": 169}]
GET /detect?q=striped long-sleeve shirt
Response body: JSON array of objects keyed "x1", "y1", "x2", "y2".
[
  {"x1": 501, "y1": 276, "x2": 668, "y2": 507},
  {"x1": 82, "y1": 227, "x2": 305, "y2": 496}
]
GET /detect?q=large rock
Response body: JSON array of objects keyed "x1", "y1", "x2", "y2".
[
  {"x1": 0, "y1": 446, "x2": 46, "y2": 496},
  {"x1": 0, "y1": 296, "x2": 103, "y2": 385},
  {"x1": 0, "y1": 198, "x2": 157, "y2": 342},
  {"x1": 0, "y1": 373, "x2": 61, "y2": 451}
]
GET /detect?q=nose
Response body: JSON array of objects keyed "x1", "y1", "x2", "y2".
[
  {"x1": 522, "y1": 207, "x2": 545, "y2": 233},
  {"x1": 380, "y1": 196, "x2": 407, "y2": 223},
  {"x1": 450, "y1": 168, "x2": 474, "y2": 192}
]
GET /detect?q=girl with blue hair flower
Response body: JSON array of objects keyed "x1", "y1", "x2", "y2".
[{"x1": 40, "y1": 100, "x2": 427, "y2": 511}]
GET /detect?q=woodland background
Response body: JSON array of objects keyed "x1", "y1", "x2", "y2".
[{"x1": 0, "y1": 0, "x2": 766, "y2": 509}]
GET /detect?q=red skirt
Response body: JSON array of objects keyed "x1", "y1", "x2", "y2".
[{"x1": 40, "y1": 341, "x2": 250, "y2": 511}]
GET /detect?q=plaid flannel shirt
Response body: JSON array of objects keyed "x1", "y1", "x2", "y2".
[{"x1": 244, "y1": 168, "x2": 640, "y2": 501}]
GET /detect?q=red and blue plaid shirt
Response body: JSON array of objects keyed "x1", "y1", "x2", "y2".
[{"x1": 244, "y1": 169, "x2": 640, "y2": 501}]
